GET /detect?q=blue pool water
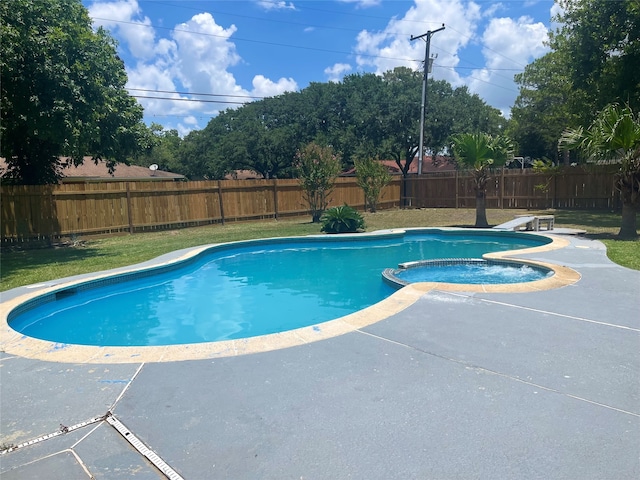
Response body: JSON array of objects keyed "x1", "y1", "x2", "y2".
[{"x1": 9, "y1": 230, "x2": 551, "y2": 346}]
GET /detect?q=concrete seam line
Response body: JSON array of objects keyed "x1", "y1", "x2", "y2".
[
  {"x1": 443, "y1": 291, "x2": 640, "y2": 332},
  {"x1": 357, "y1": 330, "x2": 640, "y2": 418},
  {"x1": 109, "y1": 362, "x2": 146, "y2": 411},
  {"x1": 0, "y1": 415, "x2": 107, "y2": 455}
]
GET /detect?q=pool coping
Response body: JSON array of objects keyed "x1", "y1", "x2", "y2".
[{"x1": 0, "y1": 228, "x2": 579, "y2": 364}]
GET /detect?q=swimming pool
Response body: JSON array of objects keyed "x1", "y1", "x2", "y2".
[{"x1": 8, "y1": 229, "x2": 553, "y2": 347}]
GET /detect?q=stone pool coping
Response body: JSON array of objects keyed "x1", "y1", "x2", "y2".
[{"x1": 0, "y1": 229, "x2": 579, "y2": 364}]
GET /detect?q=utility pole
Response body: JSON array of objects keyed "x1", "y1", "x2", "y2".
[{"x1": 411, "y1": 24, "x2": 445, "y2": 175}]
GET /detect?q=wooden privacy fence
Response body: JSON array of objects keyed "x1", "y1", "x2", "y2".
[
  {"x1": 0, "y1": 177, "x2": 400, "y2": 243},
  {"x1": 403, "y1": 166, "x2": 620, "y2": 210},
  {"x1": 1, "y1": 167, "x2": 619, "y2": 243}
]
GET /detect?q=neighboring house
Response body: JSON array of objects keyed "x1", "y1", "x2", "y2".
[
  {"x1": 0, "y1": 157, "x2": 185, "y2": 183},
  {"x1": 342, "y1": 156, "x2": 456, "y2": 176}
]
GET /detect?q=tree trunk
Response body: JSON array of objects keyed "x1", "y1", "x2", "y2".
[
  {"x1": 475, "y1": 190, "x2": 489, "y2": 228},
  {"x1": 618, "y1": 202, "x2": 638, "y2": 238}
]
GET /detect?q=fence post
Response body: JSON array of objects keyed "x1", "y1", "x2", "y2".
[
  {"x1": 49, "y1": 188, "x2": 56, "y2": 238},
  {"x1": 217, "y1": 180, "x2": 225, "y2": 225},
  {"x1": 455, "y1": 170, "x2": 459, "y2": 209},
  {"x1": 273, "y1": 179, "x2": 279, "y2": 220},
  {"x1": 125, "y1": 182, "x2": 134, "y2": 234},
  {"x1": 500, "y1": 167, "x2": 505, "y2": 209}
]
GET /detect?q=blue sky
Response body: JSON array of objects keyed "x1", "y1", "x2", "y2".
[{"x1": 84, "y1": 0, "x2": 561, "y2": 135}]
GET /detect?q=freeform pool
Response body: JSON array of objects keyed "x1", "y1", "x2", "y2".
[{"x1": 8, "y1": 229, "x2": 554, "y2": 347}]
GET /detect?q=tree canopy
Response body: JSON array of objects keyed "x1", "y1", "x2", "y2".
[
  {"x1": 0, "y1": 0, "x2": 145, "y2": 184},
  {"x1": 510, "y1": 0, "x2": 639, "y2": 162},
  {"x1": 177, "y1": 68, "x2": 503, "y2": 180}
]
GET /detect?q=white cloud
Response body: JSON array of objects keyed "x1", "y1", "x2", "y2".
[
  {"x1": 88, "y1": 0, "x2": 157, "y2": 60},
  {"x1": 550, "y1": 2, "x2": 565, "y2": 31},
  {"x1": 467, "y1": 15, "x2": 549, "y2": 116},
  {"x1": 354, "y1": 0, "x2": 481, "y2": 87},
  {"x1": 351, "y1": 0, "x2": 553, "y2": 116},
  {"x1": 324, "y1": 63, "x2": 353, "y2": 82},
  {"x1": 338, "y1": 0, "x2": 382, "y2": 7},
  {"x1": 88, "y1": 1, "x2": 299, "y2": 135},
  {"x1": 171, "y1": 13, "x2": 242, "y2": 93},
  {"x1": 251, "y1": 75, "x2": 298, "y2": 97},
  {"x1": 256, "y1": 1, "x2": 296, "y2": 10}
]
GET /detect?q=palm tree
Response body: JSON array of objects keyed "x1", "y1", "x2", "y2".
[
  {"x1": 451, "y1": 132, "x2": 513, "y2": 227},
  {"x1": 559, "y1": 104, "x2": 639, "y2": 239}
]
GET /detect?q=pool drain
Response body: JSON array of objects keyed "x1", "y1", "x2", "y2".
[{"x1": 106, "y1": 413, "x2": 185, "y2": 480}]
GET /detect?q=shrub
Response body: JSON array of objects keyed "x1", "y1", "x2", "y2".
[
  {"x1": 320, "y1": 204, "x2": 365, "y2": 234},
  {"x1": 294, "y1": 142, "x2": 342, "y2": 223},
  {"x1": 354, "y1": 157, "x2": 392, "y2": 212}
]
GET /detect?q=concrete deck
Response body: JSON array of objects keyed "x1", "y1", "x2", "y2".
[{"x1": 1, "y1": 233, "x2": 639, "y2": 479}]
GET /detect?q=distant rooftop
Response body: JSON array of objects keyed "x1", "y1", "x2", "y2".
[{"x1": 0, "y1": 157, "x2": 185, "y2": 183}]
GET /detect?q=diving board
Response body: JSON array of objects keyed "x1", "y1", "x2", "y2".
[{"x1": 493, "y1": 215, "x2": 554, "y2": 232}]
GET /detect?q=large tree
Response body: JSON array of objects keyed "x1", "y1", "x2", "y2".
[
  {"x1": 509, "y1": 52, "x2": 577, "y2": 163},
  {"x1": 130, "y1": 123, "x2": 183, "y2": 173},
  {"x1": 550, "y1": 0, "x2": 639, "y2": 118},
  {"x1": 178, "y1": 67, "x2": 506, "y2": 183},
  {"x1": 511, "y1": 0, "x2": 639, "y2": 162},
  {"x1": 0, "y1": 0, "x2": 145, "y2": 184}
]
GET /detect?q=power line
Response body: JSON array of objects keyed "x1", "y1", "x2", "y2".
[
  {"x1": 129, "y1": 88, "x2": 264, "y2": 100},
  {"x1": 149, "y1": 0, "x2": 533, "y2": 72},
  {"x1": 434, "y1": 65, "x2": 520, "y2": 94},
  {"x1": 131, "y1": 95, "x2": 249, "y2": 105},
  {"x1": 92, "y1": 17, "x2": 417, "y2": 64}
]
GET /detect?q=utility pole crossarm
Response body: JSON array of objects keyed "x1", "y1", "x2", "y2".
[{"x1": 411, "y1": 24, "x2": 445, "y2": 175}]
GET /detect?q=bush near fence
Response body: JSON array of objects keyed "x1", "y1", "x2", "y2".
[{"x1": 0, "y1": 166, "x2": 620, "y2": 244}]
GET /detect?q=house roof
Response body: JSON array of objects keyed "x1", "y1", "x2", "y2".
[
  {"x1": 342, "y1": 156, "x2": 456, "y2": 175},
  {"x1": 0, "y1": 157, "x2": 185, "y2": 183}
]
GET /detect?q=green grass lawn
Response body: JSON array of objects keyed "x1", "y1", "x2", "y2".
[{"x1": 1, "y1": 208, "x2": 638, "y2": 291}]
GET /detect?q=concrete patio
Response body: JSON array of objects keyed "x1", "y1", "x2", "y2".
[{"x1": 1, "y1": 233, "x2": 638, "y2": 479}]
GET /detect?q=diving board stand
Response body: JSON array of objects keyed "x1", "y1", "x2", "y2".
[{"x1": 493, "y1": 215, "x2": 554, "y2": 232}]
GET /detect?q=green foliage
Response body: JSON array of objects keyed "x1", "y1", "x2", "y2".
[
  {"x1": 550, "y1": 0, "x2": 639, "y2": 116},
  {"x1": 510, "y1": 52, "x2": 578, "y2": 163},
  {"x1": 511, "y1": 0, "x2": 639, "y2": 161},
  {"x1": 0, "y1": 0, "x2": 145, "y2": 184},
  {"x1": 131, "y1": 123, "x2": 183, "y2": 172},
  {"x1": 295, "y1": 142, "x2": 342, "y2": 222},
  {"x1": 320, "y1": 204, "x2": 365, "y2": 234},
  {"x1": 559, "y1": 104, "x2": 640, "y2": 237},
  {"x1": 354, "y1": 158, "x2": 391, "y2": 213},
  {"x1": 532, "y1": 159, "x2": 563, "y2": 194},
  {"x1": 451, "y1": 133, "x2": 512, "y2": 174}
]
